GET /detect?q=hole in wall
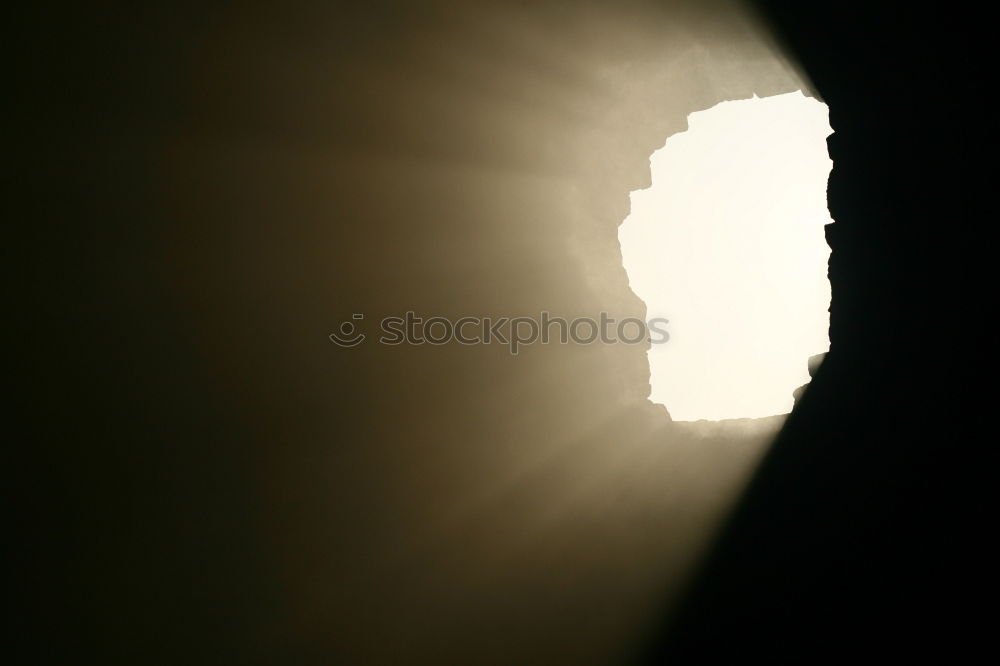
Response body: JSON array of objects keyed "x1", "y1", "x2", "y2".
[{"x1": 619, "y1": 90, "x2": 832, "y2": 422}]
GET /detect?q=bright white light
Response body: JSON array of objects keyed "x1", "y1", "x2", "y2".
[{"x1": 619, "y1": 91, "x2": 832, "y2": 421}]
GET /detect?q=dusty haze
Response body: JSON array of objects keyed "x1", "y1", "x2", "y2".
[{"x1": 12, "y1": 1, "x2": 826, "y2": 663}]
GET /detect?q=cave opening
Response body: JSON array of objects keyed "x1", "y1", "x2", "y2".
[{"x1": 619, "y1": 90, "x2": 833, "y2": 422}]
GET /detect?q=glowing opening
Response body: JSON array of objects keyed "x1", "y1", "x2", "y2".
[{"x1": 619, "y1": 91, "x2": 832, "y2": 421}]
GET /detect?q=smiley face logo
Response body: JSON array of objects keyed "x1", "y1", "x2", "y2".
[{"x1": 329, "y1": 313, "x2": 366, "y2": 347}]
